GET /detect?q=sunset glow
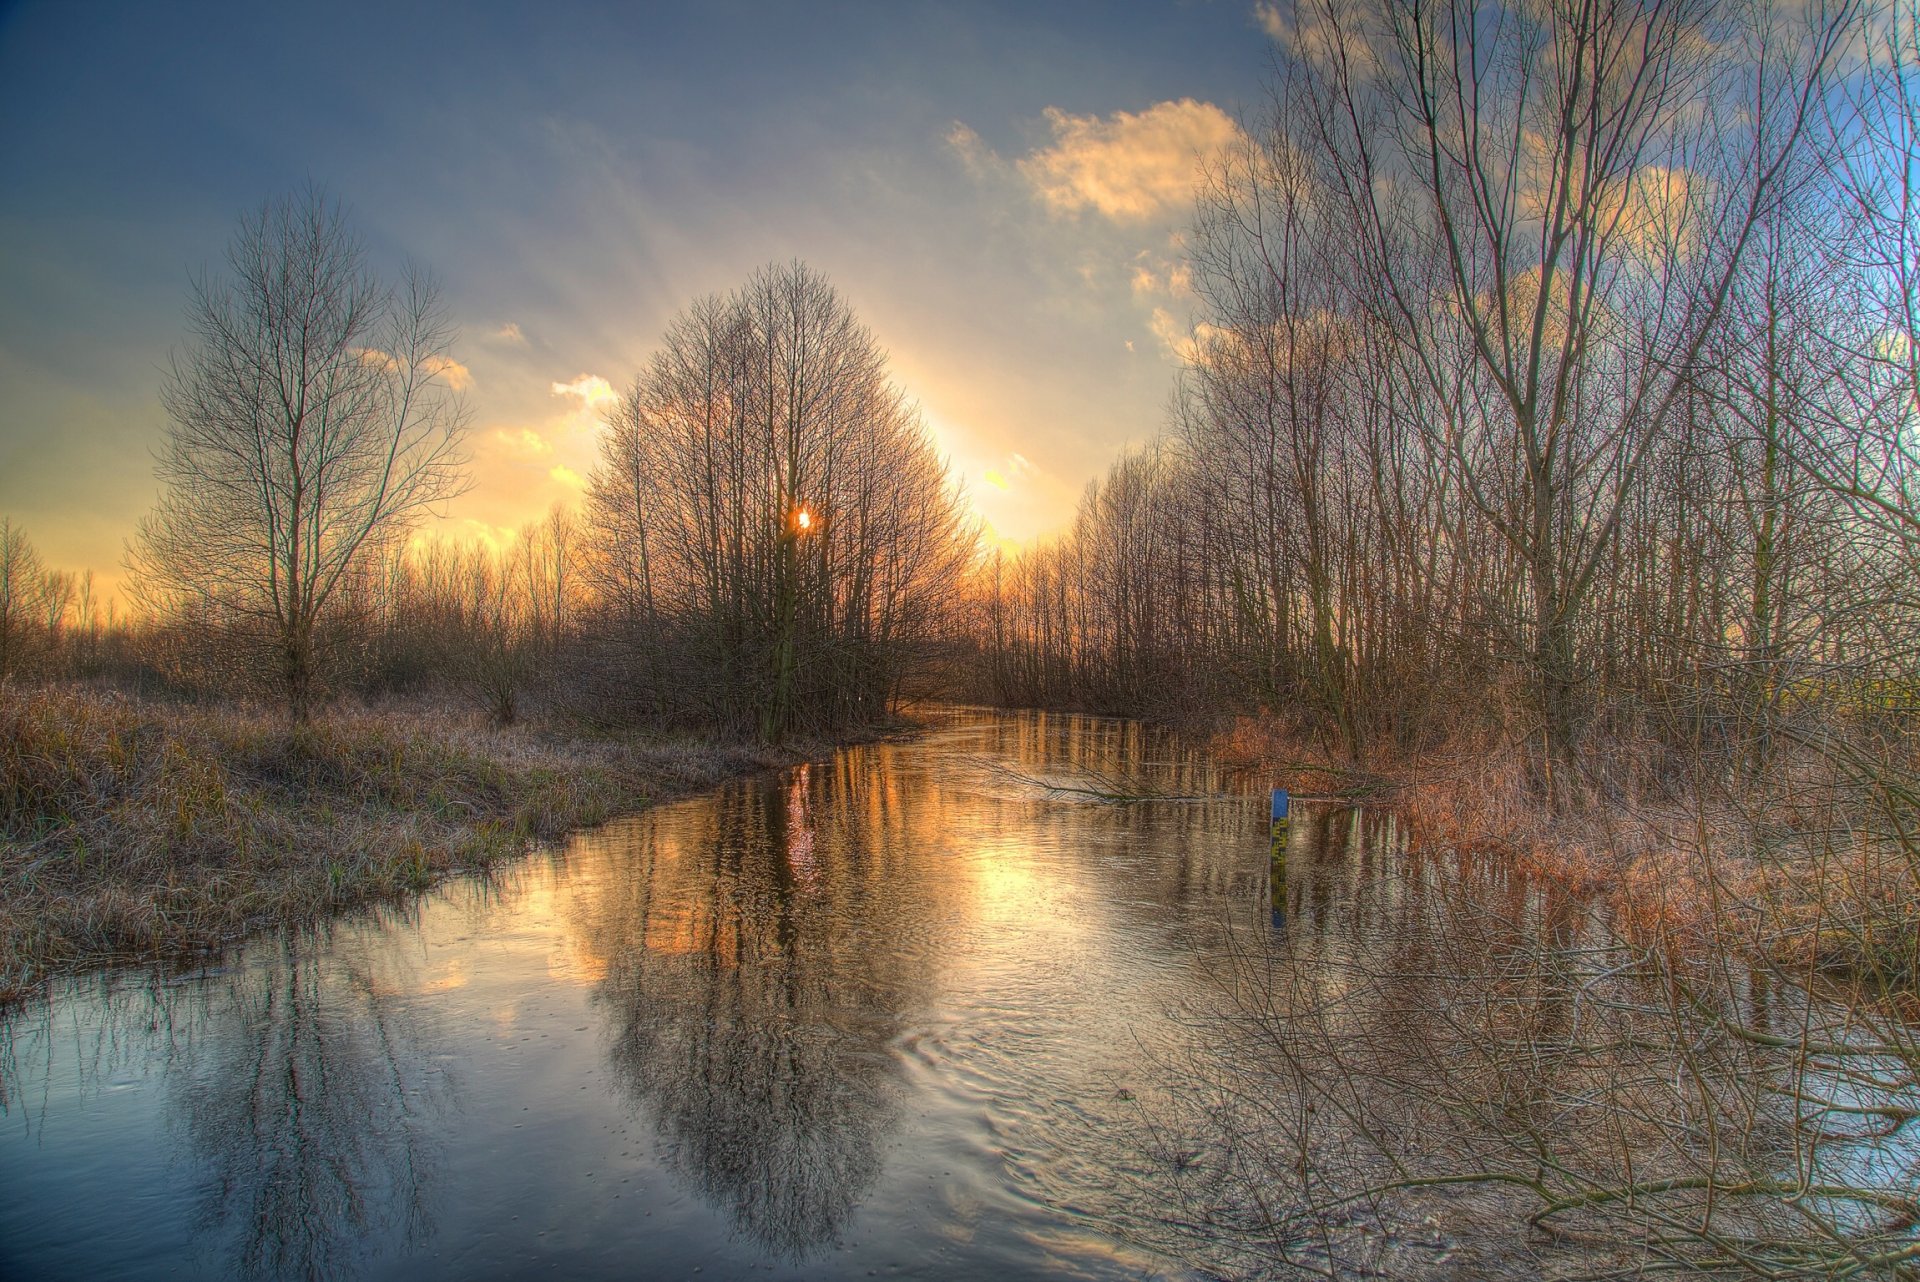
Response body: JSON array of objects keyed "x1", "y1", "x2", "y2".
[
  {"x1": 0, "y1": 2, "x2": 1270, "y2": 602},
  {"x1": 3, "y1": 4, "x2": 1918, "y2": 1276}
]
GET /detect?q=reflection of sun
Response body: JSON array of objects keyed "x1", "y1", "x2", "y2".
[
  {"x1": 547, "y1": 942, "x2": 608, "y2": 984},
  {"x1": 420, "y1": 957, "x2": 470, "y2": 994},
  {"x1": 507, "y1": 875, "x2": 611, "y2": 984},
  {"x1": 969, "y1": 837, "x2": 1043, "y2": 920},
  {"x1": 787, "y1": 763, "x2": 817, "y2": 885}
]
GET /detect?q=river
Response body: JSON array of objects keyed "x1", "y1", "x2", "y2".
[
  {"x1": 6, "y1": 709, "x2": 1912, "y2": 1280},
  {"x1": 0, "y1": 711, "x2": 1295, "y2": 1280}
]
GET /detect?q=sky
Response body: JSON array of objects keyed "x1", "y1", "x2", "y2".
[{"x1": 0, "y1": 0, "x2": 1279, "y2": 600}]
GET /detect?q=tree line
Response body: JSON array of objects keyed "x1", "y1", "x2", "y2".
[
  {"x1": 978, "y1": 0, "x2": 1918, "y2": 800},
  {"x1": 2, "y1": 192, "x2": 971, "y2": 742}
]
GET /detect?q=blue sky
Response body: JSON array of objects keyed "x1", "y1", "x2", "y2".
[{"x1": 0, "y1": 0, "x2": 1276, "y2": 593}]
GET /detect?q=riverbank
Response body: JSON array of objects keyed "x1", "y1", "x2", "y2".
[
  {"x1": 0, "y1": 684, "x2": 855, "y2": 1006},
  {"x1": 1208, "y1": 714, "x2": 1918, "y2": 991}
]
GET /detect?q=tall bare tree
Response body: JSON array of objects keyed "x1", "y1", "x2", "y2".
[
  {"x1": 0, "y1": 517, "x2": 49, "y2": 680},
  {"x1": 589, "y1": 263, "x2": 972, "y2": 739},
  {"x1": 129, "y1": 188, "x2": 469, "y2": 725}
]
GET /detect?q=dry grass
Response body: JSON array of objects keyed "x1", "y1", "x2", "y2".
[
  {"x1": 1195, "y1": 714, "x2": 1920, "y2": 1278},
  {"x1": 1210, "y1": 713, "x2": 1920, "y2": 988},
  {"x1": 0, "y1": 683, "x2": 805, "y2": 1005}
]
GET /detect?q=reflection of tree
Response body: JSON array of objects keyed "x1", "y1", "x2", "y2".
[
  {"x1": 169, "y1": 931, "x2": 447, "y2": 1282},
  {"x1": 0, "y1": 926, "x2": 449, "y2": 1281},
  {"x1": 569, "y1": 754, "x2": 941, "y2": 1258},
  {"x1": 986, "y1": 710, "x2": 1267, "y2": 926}
]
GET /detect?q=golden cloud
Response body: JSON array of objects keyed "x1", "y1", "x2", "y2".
[
  {"x1": 551, "y1": 373, "x2": 617, "y2": 410},
  {"x1": 445, "y1": 518, "x2": 520, "y2": 554},
  {"x1": 494, "y1": 426, "x2": 555, "y2": 458},
  {"x1": 357, "y1": 348, "x2": 472, "y2": 390},
  {"x1": 1607, "y1": 164, "x2": 1710, "y2": 261},
  {"x1": 945, "y1": 121, "x2": 999, "y2": 179},
  {"x1": 1150, "y1": 306, "x2": 1233, "y2": 366},
  {"x1": 1874, "y1": 327, "x2": 1914, "y2": 364},
  {"x1": 1018, "y1": 99, "x2": 1244, "y2": 223},
  {"x1": 1131, "y1": 252, "x2": 1193, "y2": 297},
  {"x1": 983, "y1": 450, "x2": 1039, "y2": 492},
  {"x1": 1255, "y1": 0, "x2": 1383, "y2": 77},
  {"x1": 424, "y1": 354, "x2": 473, "y2": 391}
]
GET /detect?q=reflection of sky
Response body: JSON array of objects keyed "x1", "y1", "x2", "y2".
[{"x1": 0, "y1": 0, "x2": 1273, "y2": 598}]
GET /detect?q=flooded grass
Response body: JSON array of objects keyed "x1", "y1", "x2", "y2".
[
  {"x1": 1119, "y1": 803, "x2": 1920, "y2": 1279},
  {"x1": 1162, "y1": 716, "x2": 1920, "y2": 1278},
  {"x1": 0, "y1": 684, "x2": 804, "y2": 1005},
  {"x1": 1210, "y1": 715, "x2": 1920, "y2": 994}
]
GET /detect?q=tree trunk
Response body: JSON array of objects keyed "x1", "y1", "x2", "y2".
[{"x1": 285, "y1": 623, "x2": 315, "y2": 729}]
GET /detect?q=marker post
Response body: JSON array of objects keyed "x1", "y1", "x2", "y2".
[{"x1": 1270, "y1": 788, "x2": 1290, "y2": 926}]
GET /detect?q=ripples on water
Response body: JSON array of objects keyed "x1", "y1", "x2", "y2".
[
  {"x1": 2, "y1": 711, "x2": 1913, "y2": 1281},
  {"x1": 0, "y1": 713, "x2": 1276, "y2": 1280}
]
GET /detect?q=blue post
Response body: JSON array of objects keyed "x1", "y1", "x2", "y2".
[{"x1": 1270, "y1": 788, "x2": 1290, "y2": 926}]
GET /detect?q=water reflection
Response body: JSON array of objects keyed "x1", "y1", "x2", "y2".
[
  {"x1": 1, "y1": 928, "x2": 449, "y2": 1282},
  {"x1": 565, "y1": 751, "x2": 947, "y2": 1258},
  {"x1": 174, "y1": 936, "x2": 448, "y2": 1281},
  {"x1": 1150, "y1": 801, "x2": 1920, "y2": 1279},
  {"x1": 2, "y1": 711, "x2": 1284, "y2": 1282}
]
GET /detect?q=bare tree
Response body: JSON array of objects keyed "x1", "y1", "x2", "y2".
[
  {"x1": 0, "y1": 517, "x2": 49, "y2": 680},
  {"x1": 128, "y1": 187, "x2": 469, "y2": 725},
  {"x1": 1336, "y1": 0, "x2": 1851, "y2": 779},
  {"x1": 589, "y1": 263, "x2": 972, "y2": 739}
]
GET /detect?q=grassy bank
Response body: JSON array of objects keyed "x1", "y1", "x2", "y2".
[
  {"x1": 1209, "y1": 714, "x2": 1920, "y2": 991},
  {"x1": 1187, "y1": 714, "x2": 1920, "y2": 1278},
  {"x1": 0, "y1": 684, "x2": 819, "y2": 1005}
]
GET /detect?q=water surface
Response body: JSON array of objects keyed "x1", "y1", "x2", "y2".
[{"x1": 1, "y1": 711, "x2": 1288, "y2": 1280}]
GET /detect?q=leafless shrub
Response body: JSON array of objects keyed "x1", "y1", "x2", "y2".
[{"x1": 126, "y1": 186, "x2": 469, "y2": 726}]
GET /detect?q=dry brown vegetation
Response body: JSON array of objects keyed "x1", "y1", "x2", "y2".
[
  {"x1": 1180, "y1": 714, "x2": 1920, "y2": 1278},
  {"x1": 0, "y1": 683, "x2": 804, "y2": 1006},
  {"x1": 1215, "y1": 713, "x2": 1919, "y2": 987}
]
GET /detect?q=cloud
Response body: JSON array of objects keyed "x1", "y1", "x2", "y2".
[
  {"x1": 1149, "y1": 307, "x2": 1233, "y2": 366},
  {"x1": 494, "y1": 426, "x2": 554, "y2": 458},
  {"x1": 1150, "y1": 308, "x2": 1191, "y2": 359},
  {"x1": 945, "y1": 121, "x2": 1001, "y2": 179},
  {"x1": 1873, "y1": 327, "x2": 1913, "y2": 364},
  {"x1": 491, "y1": 322, "x2": 527, "y2": 345},
  {"x1": 551, "y1": 373, "x2": 618, "y2": 410},
  {"x1": 1254, "y1": 0, "x2": 1382, "y2": 77},
  {"x1": 982, "y1": 451, "x2": 1037, "y2": 492},
  {"x1": 356, "y1": 348, "x2": 471, "y2": 390},
  {"x1": 549, "y1": 464, "x2": 587, "y2": 489},
  {"x1": 1130, "y1": 252, "x2": 1193, "y2": 298},
  {"x1": 424, "y1": 355, "x2": 473, "y2": 391},
  {"x1": 1016, "y1": 99, "x2": 1244, "y2": 223},
  {"x1": 446, "y1": 519, "x2": 520, "y2": 554},
  {"x1": 1608, "y1": 164, "x2": 1710, "y2": 261}
]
